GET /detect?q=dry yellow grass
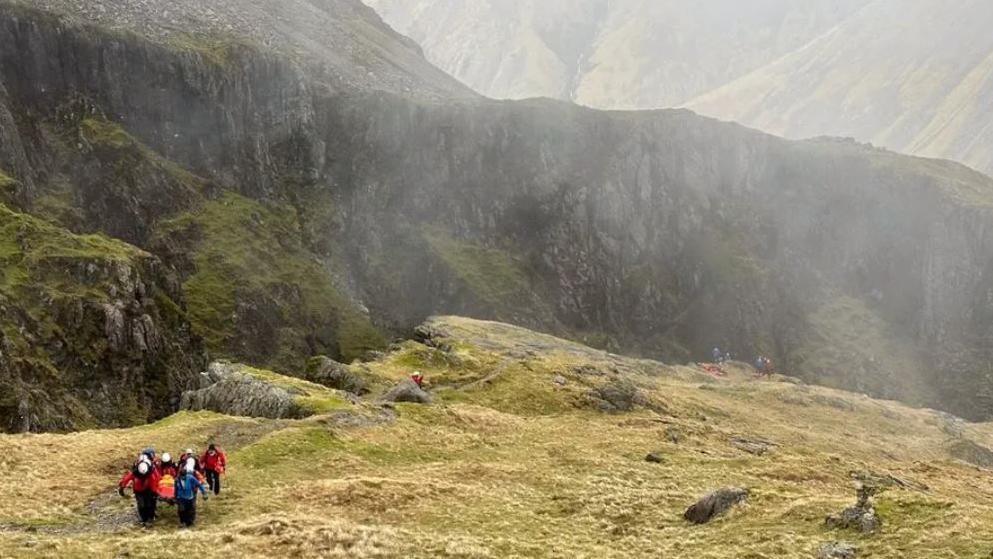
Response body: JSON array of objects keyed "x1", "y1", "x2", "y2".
[{"x1": 2, "y1": 316, "x2": 993, "y2": 558}]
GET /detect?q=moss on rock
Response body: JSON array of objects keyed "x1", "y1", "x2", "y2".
[{"x1": 154, "y1": 192, "x2": 384, "y2": 371}]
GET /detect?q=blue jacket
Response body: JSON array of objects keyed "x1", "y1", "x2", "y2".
[{"x1": 174, "y1": 473, "x2": 207, "y2": 501}]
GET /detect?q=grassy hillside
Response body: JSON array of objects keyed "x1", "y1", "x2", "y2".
[{"x1": 2, "y1": 317, "x2": 993, "y2": 557}]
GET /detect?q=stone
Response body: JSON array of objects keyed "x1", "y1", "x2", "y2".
[
  {"x1": 381, "y1": 379, "x2": 432, "y2": 404},
  {"x1": 817, "y1": 541, "x2": 857, "y2": 559},
  {"x1": 587, "y1": 378, "x2": 643, "y2": 413},
  {"x1": 729, "y1": 437, "x2": 775, "y2": 456},
  {"x1": 645, "y1": 452, "x2": 664, "y2": 463},
  {"x1": 683, "y1": 487, "x2": 749, "y2": 524}
]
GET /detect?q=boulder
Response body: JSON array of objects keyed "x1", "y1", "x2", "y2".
[
  {"x1": 817, "y1": 541, "x2": 857, "y2": 559},
  {"x1": 180, "y1": 362, "x2": 306, "y2": 419},
  {"x1": 645, "y1": 451, "x2": 664, "y2": 464},
  {"x1": 825, "y1": 484, "x2": 881, "y2": 534},
  {"x1": 729, "y1": 436, "x2": 775, "y2": 456},
  {"x1": 587, "y1": 378, "x2": 643, "y2": 413},
  {"x1": 306, "y1": 356, "x2": 369, "y2": 395},
  {"x1": 381, "y1": 379, "x2": 432, "y2": 404},
  {"x1": 683, "y1": 487, "x2": 749, "y2": 524}
]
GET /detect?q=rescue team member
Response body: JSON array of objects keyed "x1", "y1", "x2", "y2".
[
  {"x1": 201, "y1": 444, "x2": 227, "y2": 496},
  {"x1": 118, "y1": 455, "x2": 161, "y2": 524},
  {"x1": 175, "y1": 463, "x2": 209, "y2": 528}
]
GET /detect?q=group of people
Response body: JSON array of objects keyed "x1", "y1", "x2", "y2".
[
  {"x1": 711, "y1": 346, "x2": 775, "y2": 377},
  {"x1": 117, "y1": 444, "x2": 227, "y2": 528}
]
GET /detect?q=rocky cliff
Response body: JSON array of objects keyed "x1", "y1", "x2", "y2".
[{"x1": 0, "y1": 0, "x2": 991, "y2": 430}]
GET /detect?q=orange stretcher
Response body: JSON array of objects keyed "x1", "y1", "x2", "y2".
[
  {"x1": 157, "y1": 474, "x2": 175, "y2": 500},
  {"x1": 699, "y1": 363, "x2": 728, "y2": 378}
]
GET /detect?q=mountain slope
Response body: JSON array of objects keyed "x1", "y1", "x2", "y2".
[
  {"x1": 686, "y1": 0, "x2": 993, "y2": 176},
  {"x1": 364, "y1": 0, "x2": 868, "y2": 108},
  {"x1": 0, "y1": 0, "x2": 992, "y2": 430},
  {"x1": 3, "y1": 317, "x2": 993, "y2": 556}
]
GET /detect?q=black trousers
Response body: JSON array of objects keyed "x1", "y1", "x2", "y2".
[
  {"x1": 206, "y1": 470, "x2": 222, "y2": 495},
  {"x1": 177, "y1": 498, "x2": 197, "y2": 527},
  {"x1": 135, "y1": 490, "x2": 158, "y2": 523}
]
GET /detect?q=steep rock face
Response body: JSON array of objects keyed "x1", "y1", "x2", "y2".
[
  {"x1": 0, "y1": 0, "x2": 991, "y2": 426},
  {"x1": 0, "y1": 201, "x2": 204, "y2": 432},
  {"x1": 325, "y1": 96, "x2": 993, "y2": 412}
]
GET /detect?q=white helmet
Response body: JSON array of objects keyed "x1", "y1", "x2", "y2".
[
  {"x1": 162, "y1": 453, "x2": 172, "y2": 463},
  {"x1": 185, "y1": 448, "x2": 194, "y2": 455},
  {"x1": 137, "y1": 461, "x2": 150, "y2": 475}
]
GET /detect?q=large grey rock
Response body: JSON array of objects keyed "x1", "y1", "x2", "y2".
[
  {"x1": 683, "y1": 487, "x2": 749, "y2": 524},
  {"x1": 306, "y1": 356, "x2": 369, "y2": 395},
  {"x1": 380, "y1": 379, "x2": 432, "y2": 404},
  {"x1": 180, "y1": 362, "x2": 307, "y2": 419},
  {"x1": 587, "y1": 378, "x2": 643, "y2": 413}
]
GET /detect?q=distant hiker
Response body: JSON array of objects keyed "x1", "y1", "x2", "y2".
[
  {"x1": 763, "y1": 357, "x2": 775, "y2": 378},
  {"x1": 201, "y1": 444, "x2": 227, "y2": 496},
  {"x1": 712, "y1": 347, "x2": 722, "y2": 363},
  {"x1": 724, "y1": 351, "x2": 733, "y2": 363},
  {"x1": 411, "y1": 371, "x2": 425, "y2": 388},
  {"x1": 174, "y1": 463, "x2": 208, "y2": 528},
  {"x1": 119, "y1": 456, "x2": 162, "y2": 524},
  {"x1": 755, "y1": 356, "x2": 765, "y2": 372}
]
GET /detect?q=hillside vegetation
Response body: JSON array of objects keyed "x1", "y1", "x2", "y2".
[{"x1": 2, "y1": 317, "x2": 993, "y2": 557}]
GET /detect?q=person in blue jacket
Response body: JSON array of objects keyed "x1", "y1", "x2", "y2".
[{"x1": 174, "y1": 463, "x2": 208, "y2": 527}]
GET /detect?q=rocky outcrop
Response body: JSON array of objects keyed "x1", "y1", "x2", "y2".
[
  {"x1": 181, "y1": 362, "x2": 305, "y2": 419},
  {"x1": 306, "y1": 356, "x2": 369, "y2": 395},
  {"x1": 683, "y1": 487, "x2": 749, "y2": 524},
  {"x1": 0, "y1": 203, "x2": 205, "y2": 432},
  {"x1": 948, "y1": 439, "x2": 993, "y2": 468},
  {"x1": 180, "y1": 361, "x2": 350, "y2": 419}
]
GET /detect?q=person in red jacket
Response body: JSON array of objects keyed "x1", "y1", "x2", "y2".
[
  {"x1": 158, "y1": 452, "x2": 179, "y2": 478},
  {"x1": 118, "y1": 457, "x2": 162, "y2": 524},
  {"x1": 200, "y1": 443, "x2": 227, "y2": 496}
]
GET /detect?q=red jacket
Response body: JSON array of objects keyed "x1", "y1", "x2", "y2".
[
  {"x1": 119, "y1": 468, "x2": 162, "y2": 493},
  {"x1": 201, "y1": 449, "x2": 227, "y2": 473}
]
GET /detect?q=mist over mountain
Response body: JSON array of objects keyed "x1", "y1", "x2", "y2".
[
  {"x1": 365, "y1": 0, "x2": 868, "y2": 108},
  {"x1": 2, "y1": 0, "x2": 993, "y2": 555},
  {"x1": 368, "y1": 0, "x2": 993, "y2": 176}
]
